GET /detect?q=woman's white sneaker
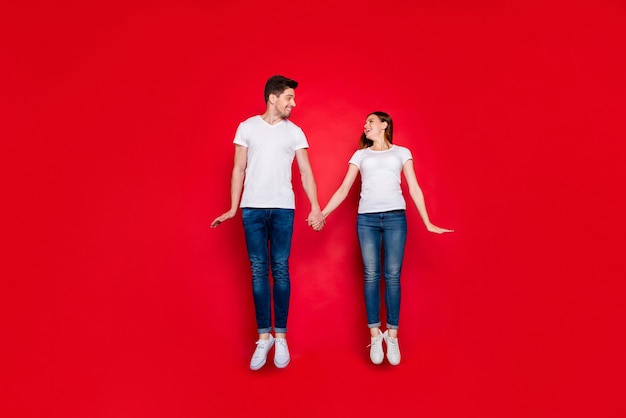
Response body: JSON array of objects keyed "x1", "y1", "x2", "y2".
[
  {"x1": 368, "y1": 329, "x2": 384, "y2": 364},
  {"x1": 250, "y1": 335, "x2": 274, "y2": 370},
  {"x1": 274, "y1": 338, "x2": 290, "y2": 368},
  {"x1": 383, "y1": 330, "x2": 401, "y2": 365}
]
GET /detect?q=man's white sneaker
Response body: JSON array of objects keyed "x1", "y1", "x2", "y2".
[
  {"x1": 383, "y1": 330, "x2": 401, "y2": 365},
  {"x1": 250, "y1": 335, "x2": 274, "y2": 370},
  {"x1": 368, "y1": 329, "x2": 384, "y2": 364},
  {"x1": 274, "y1": 338, "x2": 290, "y2": 368}
]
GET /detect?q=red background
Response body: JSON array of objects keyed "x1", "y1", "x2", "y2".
[{"x1": 2, "y1": 1, "x2": 625, "y2": 417}]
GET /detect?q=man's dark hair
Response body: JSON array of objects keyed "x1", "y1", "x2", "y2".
[{"x1": 264, "y1": 75, "x2": 298, "y2": 103}]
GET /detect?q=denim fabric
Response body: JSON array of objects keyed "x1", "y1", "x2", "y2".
[
  {"x1": 357, "y1": 210, "x2": 407, "y2": 329},
  {"x1": 242, "y1": 208, "x2": 294, "y2": 333}
]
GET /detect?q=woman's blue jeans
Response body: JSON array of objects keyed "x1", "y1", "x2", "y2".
[
  {"x1": 242, "y1": 208, "x2": 294, "y2": 334},
  {"x1": 357, "y1": 210, "x2": 407, "y2": 329}
]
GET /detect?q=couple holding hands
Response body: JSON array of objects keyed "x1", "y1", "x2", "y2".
[{"x1": 211, "y1": 75, "x2": 452, "y2": 370}]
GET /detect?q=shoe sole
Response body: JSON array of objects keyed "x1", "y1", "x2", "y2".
[
  {"x1": 250, "y1": 359, "x2": 266, "y2": 370},
  {"x1": 387, "y1": 356, "x2": 401, "y2": 366},
  {"x1": 274, "y1": 358, "x2": 290, "y2": 368}
]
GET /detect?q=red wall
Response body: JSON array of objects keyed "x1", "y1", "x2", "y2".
[{"x1": 2, "y1": 1, "x2": 625, "y2": 417}]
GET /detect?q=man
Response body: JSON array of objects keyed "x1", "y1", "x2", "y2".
[{"x1": 211, "y1": 75, "x2": 324, "y2": 370}]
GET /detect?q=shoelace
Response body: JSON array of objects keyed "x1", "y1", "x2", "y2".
[
  {"x1": 386, "y1": 337, "x2": 399, "y2": 355},
  {"x1": 253, "y1": 340, "x2": 270, "y2": 356},
  {"x1": 367, "y1": 335, "x2": 383, "y2": 350},
  {"x1": 275, "y1": 339, "x2": 287, "y2": 354}
]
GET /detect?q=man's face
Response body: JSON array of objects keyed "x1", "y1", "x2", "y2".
[{"x1": 273, "y1": 88, "x2": 296, "y2": 118}]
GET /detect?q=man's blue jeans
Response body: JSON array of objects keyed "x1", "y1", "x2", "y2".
[
  {"x1": 242, "y1": 208, "x2": 294, "y2": 334},
  {"x1": 357, "y1": 210, "x2": 407, "y2": 329}
]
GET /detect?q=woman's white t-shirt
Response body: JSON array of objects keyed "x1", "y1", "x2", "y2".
[{"x1": 348, "y1": 145, "x2": 413, "y2": 214}]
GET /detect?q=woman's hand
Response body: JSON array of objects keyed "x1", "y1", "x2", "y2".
[
  {"x1": 426, "y1": 223, "x2": 454, "y2": 234},
  {"x1": 307, "y1": 211, "x2": 325, "y2": 231}
]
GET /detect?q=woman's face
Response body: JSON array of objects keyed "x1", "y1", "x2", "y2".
[{"x1": 363, "y1": 114, "x2": 387, "y2": 140}]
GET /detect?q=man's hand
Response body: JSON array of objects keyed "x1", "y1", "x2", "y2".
[
  {"x1": 211, "y1": 210, "x2": 236, "y2": 228},
  {"x1": 306, "y1": 210, "x2": 325, "y2": 232}
]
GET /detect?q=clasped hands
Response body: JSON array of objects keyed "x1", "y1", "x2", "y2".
[{"x1": 306, "y1": 211, "x2": 326, "y2": 232}]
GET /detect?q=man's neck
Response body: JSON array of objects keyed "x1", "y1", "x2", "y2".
[{"x1": 260, "y1": 110, "x2": 284, "y2": 126}]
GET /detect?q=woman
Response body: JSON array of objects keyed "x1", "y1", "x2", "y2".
[{"x1": 313, "y1": 111, "x2": 453, "y2": 365}]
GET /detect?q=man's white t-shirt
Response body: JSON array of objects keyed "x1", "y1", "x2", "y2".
[
  {"x1": 234, "y1": 115, "x2": 309, "y2": 209},
  {"x1": 348, "y1": 145, "x2": 413, "y2": 214}
]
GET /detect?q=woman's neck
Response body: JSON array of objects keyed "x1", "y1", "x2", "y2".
[{"x1": 370, "y1": 138, "x2": 391, "y2": 150}]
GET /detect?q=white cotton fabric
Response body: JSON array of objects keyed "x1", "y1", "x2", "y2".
[
  {"x1": 234, "y1": 116, "x2": 309, "y2": 209},
  {"x1": 348, "y1": 145, "x2": 413, "y2": 214}
]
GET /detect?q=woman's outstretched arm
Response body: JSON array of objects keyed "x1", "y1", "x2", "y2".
[{"x1": 403, "y1": 159, "x2": 453, "y2": 234}]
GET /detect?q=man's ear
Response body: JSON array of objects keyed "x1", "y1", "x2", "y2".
[{"x1": 268, "y1": 93, "x2": 277, "y2": 105}]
